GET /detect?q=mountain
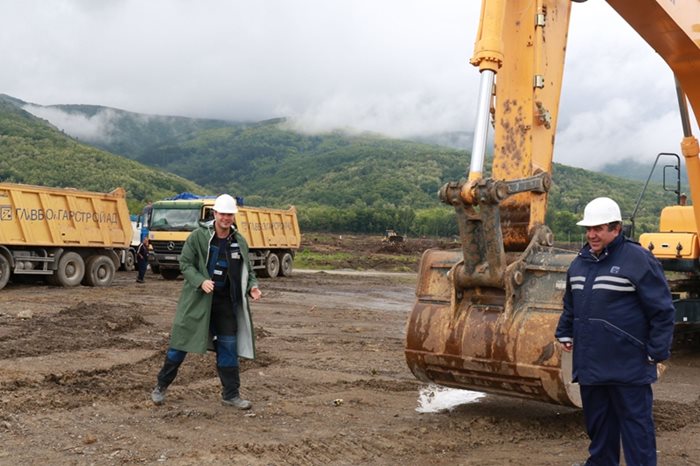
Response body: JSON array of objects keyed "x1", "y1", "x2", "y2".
[
  {"x1": 407, "y1": 130, "x2": 474, "y2": 150},
  {"x1": 1, "y1": 95, "x2": 677, "y2": 237},
  {"x1": 0, "y1": 96, "x2": 203, "y2": 212},
  {"x1": 13, "y1": 97, "x2": 240, "y2": 161},
  {"x1": 598, "y1": 157, "x2": 688, "y2": 190},
  {"x1": 141, "y1": 121, "x2": 471, "y2": 209}
]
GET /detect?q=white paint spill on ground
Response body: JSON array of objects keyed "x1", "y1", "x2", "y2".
[{"x1": 416, "y1": 384, "x2": 486, "y2": 413}]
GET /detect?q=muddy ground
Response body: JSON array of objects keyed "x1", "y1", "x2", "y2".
[{"x1": 1, "y1": 236, "x2": 699, "y2": 465}]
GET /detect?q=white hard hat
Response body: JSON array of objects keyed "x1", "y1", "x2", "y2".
[
  {"x1": 577, "y1": 197, "x2": 622, "y2": 226},
  {"x1": 213, "y1": 194, "x2": 238, "y2": 214}
]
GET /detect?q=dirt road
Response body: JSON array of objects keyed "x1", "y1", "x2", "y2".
[{"x1": 1, "y1": 267, "x2": 699, "y2": 465}]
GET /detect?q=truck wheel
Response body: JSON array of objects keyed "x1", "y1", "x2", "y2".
[
  {"x1": 121, "y1": 250, "x2": 136, "y2": 272},
  {"x1": 161, "y1": 269, "x2": 180, "y2": 280},
  {"x1": 0, "y1": 255, "x2": 10, "y2": 290},
  {"x1": 261, "y1": 253, "x2": 280, "y2": 278},
  {"x1": 278, "y1": 252, "x2": 293, "y2": 277},
  {"x1": 83, "y1": 255, "x2": 116, "y2": 287},
  {"x1": 55, "y1": 252, "x2": 85, "y2": 287}
]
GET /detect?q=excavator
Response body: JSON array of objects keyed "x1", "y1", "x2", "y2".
[{"x1": 405, "y1": 0, "x2": 700, "y2": 407}]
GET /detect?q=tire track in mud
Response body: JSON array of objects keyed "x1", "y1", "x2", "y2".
[
  {"x1": 188, "y1": 403, "x2": 586, "y2": 466},
  {"x1": 251, "y1": 371, "x2": 419, "y2": 401},
  {"x1": 655, "y1": 399, "x2": 700, "y2": 432},
  {"x1": 0, "y1": 301, "x2": 153, "y2": 358},
  {"x1": 0, "y1": 300, "x2": 165, "y2": 415},
  {"x1": 213, "y1": 434, "x2": 415, "y2": 466}
]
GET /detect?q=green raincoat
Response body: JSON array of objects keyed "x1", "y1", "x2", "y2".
[{"x1": 168, "y1": 222, "x2": 259, "y2": 359}]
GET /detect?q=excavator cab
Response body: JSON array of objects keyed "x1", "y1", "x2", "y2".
[{"x1": 405, "y1": 0, "x2": 700, "y2": 407}]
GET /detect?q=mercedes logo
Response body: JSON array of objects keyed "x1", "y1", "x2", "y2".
[{"x1": 167, "y1": 242, "x2": 175, "y2": 251}]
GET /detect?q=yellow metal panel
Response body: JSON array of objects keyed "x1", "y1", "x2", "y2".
[
  {"x1": 659, "y1": 205, "x2": 696, "y2": 232},
  {"x1": 639, "y1": 231, "x2": 699, "y2": 259},
  {"x1": 0, "y1": 182, "x2": 131, "y2": 249},
  {"x1": 236, "y1": 206, "x2": 301, "y2": 249},
  {"x1": 606, "y1": 0, "x2": 700, "y2": 126},
  {"x1": 490, "y1": 0, "x2": 573, "y2": 249}
]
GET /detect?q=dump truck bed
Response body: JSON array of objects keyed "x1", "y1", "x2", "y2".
[
  {"x1": 236, "y1": 206, "x2": 301, "y2": 250},
  {"x1": 0, "y1": 183, "x2": 132, "y2": 248}
]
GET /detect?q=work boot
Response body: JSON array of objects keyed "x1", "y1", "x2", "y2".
[
  {"x1": 151, "y1": 385, "x2": 167, "y2": 405},
  {"x1": 217, "y1": 366, "x2": 252, "y2": 410},
  {"x1": 151, "y1": 356, "x2": 182, "y2": 405},
  {"x1": 221, "y1": 396, "x2": 252, "y2": 410}
]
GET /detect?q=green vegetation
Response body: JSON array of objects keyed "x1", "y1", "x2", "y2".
[
  {"x1": 295, "y1": 250, "x2": 417, "y2": 273},
  {"x1": 0, "y1": 98, "x2": 204, "y2": 212},
  {"x1": 294, "y1": 250, "x2": 355, "y2": 270},
  {"x1": 51, "y1": 103, "x2": 237, "y2": 161},
  {"x1": 0, "y1": 95, "x2": 682, "y2": 239},
  {"x1": 142, "y1": 123, "x2": 466, "y2": 210}
]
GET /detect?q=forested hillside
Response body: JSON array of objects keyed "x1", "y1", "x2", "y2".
[
  {"x1": 139, "y1": 118, "x2": 678, "y2": 238},
  {"x1": 1, "y1": 95, "x2": 680, "y2": 239},
  {"x1": 0, "y1": 98, "x2": 203, "y2": 212},
  {"x1": 142, "y1": 120, "x2": 467, "y2": 208},
  {"x1": 49, "y1": 103, "x2": 238, "y2": 160}
]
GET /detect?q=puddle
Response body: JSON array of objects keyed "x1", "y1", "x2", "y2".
[{"x1": 416, "y1": 384, "x2": 485, "y2": 413}]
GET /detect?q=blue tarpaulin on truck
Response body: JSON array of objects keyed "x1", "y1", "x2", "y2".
[{"x1": 165, "y1": 192, "x2": 244, "y2": 206}]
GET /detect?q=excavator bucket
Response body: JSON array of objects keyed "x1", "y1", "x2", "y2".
[{"x1": 405, "y1": 240, "x2": 581, "y2": 407}]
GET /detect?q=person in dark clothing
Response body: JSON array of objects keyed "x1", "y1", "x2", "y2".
[
  {"x1": 555, "y1": 197, "x2": 675, "y2": 466},
  {"x1": 150, "y1": 194, "x2": 261, "y2": 409},
  {"x1": 136, "y1": 237, "x2": 149, "y2": 283}
]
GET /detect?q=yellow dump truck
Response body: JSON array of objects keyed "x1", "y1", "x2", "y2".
[
  {"x1": 147, "y1": 196, "x2": 300, "y2": 280},
  {"x1": 0, "y1": 183, "x2": 132, "y2": 290}
]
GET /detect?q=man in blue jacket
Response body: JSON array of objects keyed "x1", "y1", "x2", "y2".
[{"x1": 555, "y1": 197, "x2": 675, "y2": 466}]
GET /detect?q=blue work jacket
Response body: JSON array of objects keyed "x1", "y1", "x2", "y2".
[{"x1": 555, "y1": 234, "x2": 675, "y2": 385}]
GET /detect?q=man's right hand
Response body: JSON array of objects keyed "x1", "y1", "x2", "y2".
[
  {"x1": 560, "y1": 341, "x2": 573, "y2": 352},
  {"x1": 201, "y1": 279, "x2": 215, "y2": 294}
]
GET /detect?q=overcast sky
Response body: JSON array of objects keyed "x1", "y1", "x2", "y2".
[{"x1": 1, "y1": 0, "x2": 698, "y2": 170}]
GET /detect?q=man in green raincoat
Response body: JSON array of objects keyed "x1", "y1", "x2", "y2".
[{"x1": 151, "y1": 194, "x2": 261, "y2": 409}]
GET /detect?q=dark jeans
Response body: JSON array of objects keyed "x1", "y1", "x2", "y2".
[
  {"x1": 137, "y1": 260, "x2": 148, "y2": 281},
  {"x1": 166, "y1": 334, "x2": 238, "y2": 367}
]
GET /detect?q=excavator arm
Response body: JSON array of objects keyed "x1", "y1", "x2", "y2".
[
  {"x1": 466, "y1": 0, "x2": 571, "y2": 250},
  {"x1": 405, "y1": 0, "x2": 700, "y2": 407}
]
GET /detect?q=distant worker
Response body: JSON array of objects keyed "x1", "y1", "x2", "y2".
[
  {"x1": 680, "y1": 193, "x2": 688, "y2": 206},
  {"x1": 150, "y1": 194, "x2": 262, "y2": 409},
  {"x1": 136, "y1": 237, "x2": 149, "y2": 284},
  {"x1": 555, "y1": 197, "x2": 675, "y2": 466}
]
